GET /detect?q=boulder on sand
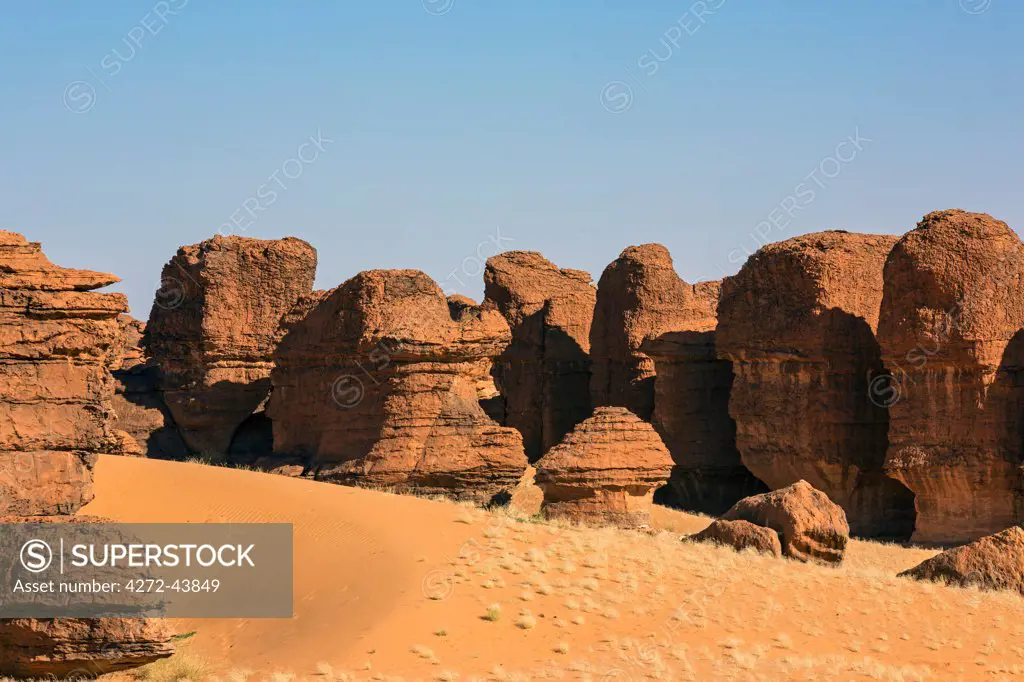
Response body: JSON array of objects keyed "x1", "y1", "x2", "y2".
[
  {"x1": 689, "y1": 519, "x2": 783, "y2": 558},
  {"x1": 898, "y1": 525, "x2": 1024, "y2": 594},
  {"x1": 721, "y1": 480, "x2": 850, "y2": 565}
]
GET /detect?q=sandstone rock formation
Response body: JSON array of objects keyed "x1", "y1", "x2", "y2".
[
  {"x1": 534, "y1": 407, "x2": 673, "y2": 527},
  {"x1": 638, "y1": 279, "x2": 767, "y2": 515},
  {"x1": 722, "y1": 480, "x2": 849, "y2": 565},
  {"x1": 0, "y1": 616, "x2": 175, "y2": 678},
  {"x1": 0, "y1": 232, "x2": 174, "y2": 676},
  {"x1": 716, "y1": 230, "x2": 916, "y2": 539},
  {"x1": 483, "y1": 252, "x2": 596, "y2": 461},
  {"x1": 269, "y1": 269, "x2": 528, "y2": 502},
  {"x1": 590, "y1": 244, "x2": 709, "y2": 420},
  {"x1": 109, "y1": 315, "x2": 189, "y2": 459},
  {"x1": 689, "y1": 519, "x2": 783, "y2": 558},
  {"x1": 447, "y1": 294, "x2": 505, "y2": 424},
  {"x1": 898, "y1": 526, "x2": 1024, "y2": 594},
  {"x1": 0, "y1": 230, "x2": 127, "y2": 515},
  {"x1": 145, "y1": 235, "x2": 317, "y2": 457},
  {"x1": 879, "y1": 210, "x2": 1024, "y2": 545}
]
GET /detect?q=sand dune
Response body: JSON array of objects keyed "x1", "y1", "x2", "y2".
[{"x1": 83, "y1": 456, "x2": 1024, "y2": 680}]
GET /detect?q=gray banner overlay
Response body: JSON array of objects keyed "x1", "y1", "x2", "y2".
[{"x1": 0, "y1": 523, "x2": 292, "y2": 618}]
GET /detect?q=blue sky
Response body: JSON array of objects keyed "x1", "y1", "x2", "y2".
[{"x1": 1, "y1": 1, "x2": 1020, "y2": 314}]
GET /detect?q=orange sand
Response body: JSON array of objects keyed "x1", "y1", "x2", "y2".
[{"x1": 82, "y1": 456, "x2": 1024, "y2": 681}]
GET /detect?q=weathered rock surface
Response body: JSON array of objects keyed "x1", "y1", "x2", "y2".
[
  {"x1": 639, "y1": 278, "x2": 767, "y2": 515},
  {"x1": 270, "y1": 269, "x2": 528, "y2": 502},
  {"x1": 879, "y1": 210, "x2": 1024, "y2": 545},
  {"x1": 717, "y1": 231, "x2": 916, "y2": 539},
  {"x1": 591, "y1": 244, "x2": 707, "y2": 420},
  {"x1": 689, "y1": 519, "x2": 783, "y2": 558},
  {"x1": 484, "y1": 251, "x2": 596, "y2": 461},
  {"x1": 145, "y1": 235, "x2": 317, "y2": 457},
  {"x1": 0, "y1": 232, "x2": 174, "y2": 676},
  {"x1": 0, "y1": 230, "x2": 127, "y2": 516},
  {"x1": 534, "y1": 407, "x2": 673, "y2": 527},
  {"x1": 898, "y1": 526, "x2": 1024, "y2": 593},
  {"x1": 109, "y1": 315, "x2": 189, "y2": 459},
  {"x1": 0, "y1": 617, "x2": 175, "y2": 678},
  {"x1": 722, "y1": 480, "x2": 850, "y2": 565},
  {"x1": 447, "y1": 295, "x2": 505, "y2": 424}
]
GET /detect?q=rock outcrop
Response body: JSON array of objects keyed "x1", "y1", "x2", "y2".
[
  {"x1": 0, "y1": 616, "x2": 176, "y2": 678},
  {"x1": 269, "y1": 269, "x2": 528, "y2": 502},
  {"x1": 722, "y1": 480, "x2": 850, "y2": 565},
  {"x1": 447, "y1": 294, "x2": 505, "y2": 424},
  {"x1": 639, "y1": 278, "x2": 767, "y2": 515},
  {"x1": 534, "y1": 406, "x2": 673, "y2": 527},
  {"x1": 0, "y1": 231, "x2": 174, "y2": 676},
  {"x1": 898, "y1": 526, "x2": 1024, "y2": 594},
  {"x1": 109, "y1": 315, "x2": 189, "y2": 459},
  {"x1": 483, "y1": 251, "x2": 596, "y2": 461},
  {"x1": 0, "y1": 230, "x2": 127, "y2": 515},
  {"x1": 145, "y1": 235, "x2": 317, "y2": 457},
  {"x1": 689, "y1": 519, "x2": 783, "y2": 558},
  {"x1": 716, "y1": 231, "x2": 916, "y2": 539},
  {"x1": 879, "y1": 210, "x2": 1024, "y2": 545},
  {"x1": 590, "y1": 244, "x2": 707, "y2": 420}
]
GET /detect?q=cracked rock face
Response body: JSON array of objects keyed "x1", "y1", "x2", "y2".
[
  {"x1": 879, "y1": 210, "x2": 1024, "y2": 545},
  {"x1": 145, "y1": 235, "x2": 317, "y2": 457},
  {"x1": 0, "y1": 230, "x2": 127, "y2": 516},
  {"x1": 534, "y1": 406, "x2": 673, "y2": 528},
  {"x1": 269, "y1": 269, "x2": 528, "y2": 502},
  {"x1": 483, "y1": 251, "x2": 596, "y2": 461},
  {"x1": 716, "y1": 230, "x2": 916, "y2": 540}
]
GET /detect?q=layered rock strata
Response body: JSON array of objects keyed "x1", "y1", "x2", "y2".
[
  {"x1": 0, "y1": 231, "x2": 174, "y2": 676},
  {"x1": 879, "y1": 210, "x2": 1024, "y2": 544},
  {"x1": 534, "y1": 406, "x2": 673, "y2": 527},
  {"x1": 269, "y1": 270, "x2": 528, "y2": 502},
  {"x1": 716, "y1": 231, "x2": 916, "y2": 539}
]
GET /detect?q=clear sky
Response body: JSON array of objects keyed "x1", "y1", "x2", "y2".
[{"x1": 1, "y1": 1, "x2": 1021, "y2": 315}]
